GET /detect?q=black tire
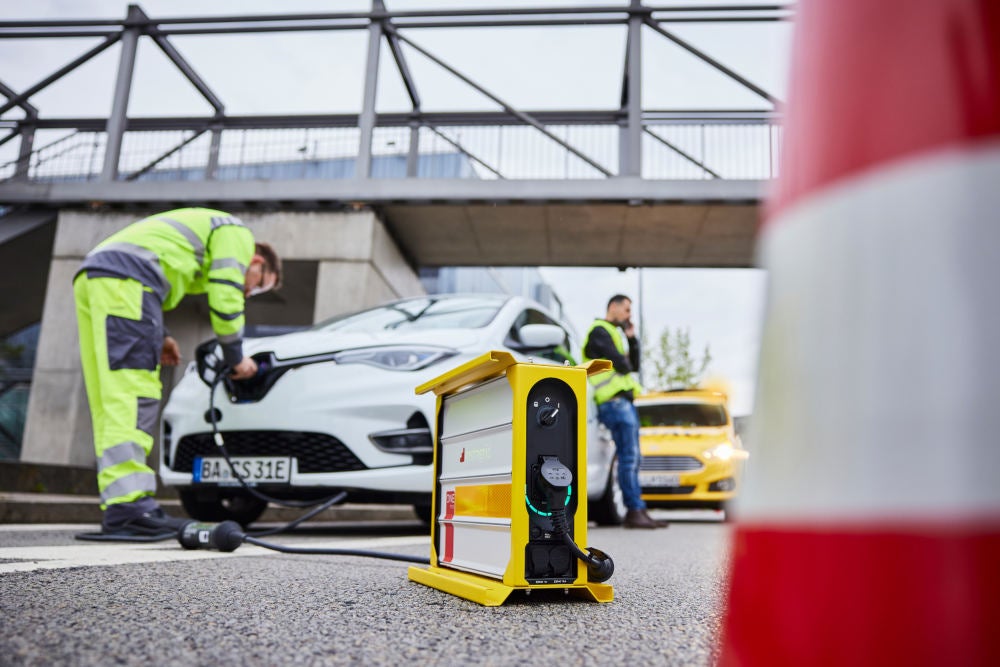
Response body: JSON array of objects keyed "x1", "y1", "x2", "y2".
[
  {"x1": 588, "y1": 456, "x2": 627, "y2": 526},
  {"x1": 412, "y1": 503, "x2": 433, "y2": 525},
  {"x1": 179, "y1": 489, "x2": 268, "y2": 527}
]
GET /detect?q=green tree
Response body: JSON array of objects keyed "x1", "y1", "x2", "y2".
[{"x1": 644, "y1": 327, "x2": 712, "y2": 390}]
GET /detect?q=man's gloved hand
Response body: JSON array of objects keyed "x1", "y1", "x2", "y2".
[
  {"x1": 230, "y1": 356, "x2": 259, "y2": 380},
  {"x1": 161, "y1": 335, "x2": 182, "y2": 366}
]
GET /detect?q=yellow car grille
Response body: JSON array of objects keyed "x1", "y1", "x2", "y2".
[{"x1": 640, "y1": 455, "x2": 703, "y2": 471}]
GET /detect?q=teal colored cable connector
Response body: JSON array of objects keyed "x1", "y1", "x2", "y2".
[{"x1": 524, "y1": 484, "x2": 572, "y2": 517}]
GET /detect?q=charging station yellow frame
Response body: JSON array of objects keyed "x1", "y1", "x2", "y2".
[{"x1": 408, "y1": 351, "x2": 614, "y2": 606}]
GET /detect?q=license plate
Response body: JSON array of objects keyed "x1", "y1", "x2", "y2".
[
  {"x1": 640, "y1": 472, "x2": 681, "y2": 487},
  {"x1": 193, "y1": 456, "x2": 293, "y2": 484}
]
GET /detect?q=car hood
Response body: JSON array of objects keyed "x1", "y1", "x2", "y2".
[
  {"x1": 639, "y1": 429, "x2": 734, "y2": 455},
  {"x1": 243, "y1": 328, "x2": 484, "y2": 359}
]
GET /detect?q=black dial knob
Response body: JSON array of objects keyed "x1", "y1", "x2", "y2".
[{"x1": 537, "y1": 405, "x2": 560, "y2": 427}]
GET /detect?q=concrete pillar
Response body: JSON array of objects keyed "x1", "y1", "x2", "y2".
[
  {"x1": 314, "y1": 262, "x2": 391, "y2": 321},
  {"x1": 21, "y1": 259, "x2": 95, "y2": 466},
  {"x1": 20, "y1": 209, "x2": 424, "y2": 467}
]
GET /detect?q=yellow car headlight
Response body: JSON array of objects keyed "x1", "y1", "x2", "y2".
[{"x1": 704, "y1": 442, "x2": 735, "y2": 461}]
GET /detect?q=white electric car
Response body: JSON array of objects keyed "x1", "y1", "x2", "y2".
[{"x1": 159, "y1": 294, "x2": 625, "y2": 526}]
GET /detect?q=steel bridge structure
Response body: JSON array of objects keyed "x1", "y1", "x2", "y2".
[{"x1": 0, "y1": 1, "x2": 788, "y2": 267}]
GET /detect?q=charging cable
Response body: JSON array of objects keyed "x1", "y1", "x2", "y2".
[
  {"x1": 205, "y1": 366, "x2": 349, "y2": 514},
  {"x1": 535, "y1": 457, "x2": 615, "y2": 583},
  {"x1": 193, "y1": 361, "x2": 430, "y2": 561},
  {"x1": 177, "y1": 520, "x2": 430, "y2": 564}
]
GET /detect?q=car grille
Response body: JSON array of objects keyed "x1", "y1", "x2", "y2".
[
  {"x1": 640, "y1": 456, "x2": 703, "y2": 472},
  {"x1": 642, "y1": 485, "x2": 696, "y2": 495},
  {"x1": 171, "y1": 431, "x2": 367, "y2": 474}
]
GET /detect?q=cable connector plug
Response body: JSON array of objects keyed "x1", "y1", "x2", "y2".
[
  {"x1": 178, "y1": 520, "x2": 246, "y2": 552},
  {"x1": 536, "y1": 456, "x2": 615, "y2": 583}
]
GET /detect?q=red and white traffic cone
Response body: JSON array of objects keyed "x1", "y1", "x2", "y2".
[{"x1": 720, "y1": 1, "x2": 1000, "y2": 665}]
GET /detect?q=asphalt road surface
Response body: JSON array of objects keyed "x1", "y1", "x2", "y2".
[{"x1": 0, "y1": 511, "x2": 731, "y2": 666}]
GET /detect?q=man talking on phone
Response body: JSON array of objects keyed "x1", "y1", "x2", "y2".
[{"x1": 581, "y1": 294, "x2": 667, "y2": 529}]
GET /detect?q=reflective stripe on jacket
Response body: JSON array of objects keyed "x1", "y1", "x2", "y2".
[
  {"x1": 581, "y1": 319, "x2": 643, "y2": 405},
  {"x1": 78, "y1": 207, "x2": 255, "y2": 364}
]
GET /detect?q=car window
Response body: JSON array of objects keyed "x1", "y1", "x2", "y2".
[
  {"x1": 312, "y1": 296, "x2": 505, "y2": 334},
  {"x1": 637, "y1": 402, "x2": 728, "y2": 427},
  {"x1": 505, "y1": 309, "x2": 576, "y2": 364}
]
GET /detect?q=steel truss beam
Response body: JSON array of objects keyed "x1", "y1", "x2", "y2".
[
  {"x1": 643, "y1": 18, "x2": 781, "y2": 106},
  {"x1": 0, "y1": 176, "x2": 763, "y2": 206},
  {"x1": 644, "y1": 127, "x2": 721, "y2": 179},
  {"x1": 386, "y1": 26, "x2": 613, "y2": 177},
  {"x1": 0, "y1": 2, "x2": 787, "y2": 189},
  {"x1": 20, "y1": 110, "x2": 778, "y2": 131},
  {"x1": 426, "y1": 127, "x2": 505, "y2": 179},
  {"x1": 0, "y1": 35, "x2": 120, "y2": 116},
  {"x1": 124, "y1": 128, "x2": 209, "y2": 181},
  {"x1": 0, "y1": 5, "x2": 791, "y2": 32}
]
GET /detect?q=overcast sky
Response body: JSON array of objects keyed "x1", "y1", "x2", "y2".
[{"x1": 1, "y1": 0, "x2": 791, "y2": 414}]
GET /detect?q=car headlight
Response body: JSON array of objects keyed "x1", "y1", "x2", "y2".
[
  {"x1": 331, "y1": 345, "x2": 458, "y2": 371},
  {"x1": 704, "y1": 442, "x2": 735, "y2": 461}
]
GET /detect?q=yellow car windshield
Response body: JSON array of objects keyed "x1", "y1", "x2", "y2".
[{"x1": 637, "y1": 403, "x2": 727, "y2": 428}]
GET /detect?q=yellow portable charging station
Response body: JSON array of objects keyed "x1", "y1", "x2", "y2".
[{"x1": 407, "y1": 350, "x2": 615, "y2": 606}]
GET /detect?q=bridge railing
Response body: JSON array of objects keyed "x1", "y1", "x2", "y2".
[
  {"x1": 0, "y1": 3, "x2": 788, "y2": 189},
  {"x1": 1, "y1": 116, "x2": 781, "y2": 183}
]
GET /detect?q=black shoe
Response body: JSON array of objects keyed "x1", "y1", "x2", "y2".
[{"x1": 102, "y1": 507, "x2": 191, "y2": 537}]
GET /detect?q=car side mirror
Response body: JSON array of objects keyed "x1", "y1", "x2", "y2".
[{"x1": 517, "y1": 324, "x2": 566, "y2": 349}]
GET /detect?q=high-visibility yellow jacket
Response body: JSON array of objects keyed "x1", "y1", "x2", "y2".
[
  {"x1": 581, "y1": 319, "x2": 643, "y2": 405},
  {"x1": 77, "y1": 207, "x2": 255, "y2": 365}
]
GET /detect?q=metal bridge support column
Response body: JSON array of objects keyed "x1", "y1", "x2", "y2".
[
  {"x1": 205, "y1": 124, "x2": 222, "y2": 180},
  {"x1": 357, "y1": 0, "x2": 385, "y2": 179},
  {"x1": 406, "y1": 120, "x2": 420, "y2": 177},
  {"x1": 13, "y1": 121, "x2": 36, "y2": 181},
  {"x1": 101, "y1": 5, "x2": 143, "y2": 182},
  {"x1": 620, "y1": 0, "x2": 644, "y2": 177}
]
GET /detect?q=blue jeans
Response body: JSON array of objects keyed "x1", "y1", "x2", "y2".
[{"x1": 597, "y1": 397, "x2": 646, "y2": 511}]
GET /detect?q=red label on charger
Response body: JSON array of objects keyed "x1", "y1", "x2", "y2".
[
  {"x1": 442, "y1": 490, "x2": 456, "y2": 563},
  {"x1": 444, "y1": 490, "x2": 455, "y2": 519}
]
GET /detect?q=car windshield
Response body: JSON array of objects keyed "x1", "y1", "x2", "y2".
[
  {"x1": 637, "y1": 402, "x2": 728, "y2": 427},
  {"x1": 311, "y1": 296, "x2": 506, "y2": 334}
]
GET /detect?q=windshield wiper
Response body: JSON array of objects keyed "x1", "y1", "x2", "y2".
[{"x1": 383, "y1": 301, "x2": 439, "y2": 329}]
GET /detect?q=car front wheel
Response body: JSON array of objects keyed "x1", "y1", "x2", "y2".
[
  {"x1": 588, "y1": 456, "x2": 627, "y2": 526},
  {"x1": 178, "y1": 489, "x2": 268, "y2": 528}
]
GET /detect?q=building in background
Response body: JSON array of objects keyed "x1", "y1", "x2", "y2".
[{"x1": 420, "y1": 267, "x2": 564, "y2": 318}]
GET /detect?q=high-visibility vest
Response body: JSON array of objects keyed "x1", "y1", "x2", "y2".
[
  {"x1": 78, "y1": 207, "x2": 255, "y2": 360},
  {"x1": 581, "y1": 319, "x2": 643, "y2": 405}
]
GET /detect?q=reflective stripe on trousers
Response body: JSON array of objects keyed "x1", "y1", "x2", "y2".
[{"x1": 74, "y1": 273, "x2": 162, "y2": 508}]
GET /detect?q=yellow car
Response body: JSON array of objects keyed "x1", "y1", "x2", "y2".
[{"x1": 636, "y1": 389, "x2": 748, "y2": 512}]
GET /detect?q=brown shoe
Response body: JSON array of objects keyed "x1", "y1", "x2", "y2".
[
  {"x1": 624, "y1": 509, "x2": 659, "y2": 529},
  {"x1": 644, "y1": 510, "x2": 671, "y2": 528}
]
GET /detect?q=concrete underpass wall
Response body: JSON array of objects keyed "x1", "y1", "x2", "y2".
[
  {"x1": 20, "y1": 209, "x2": 425, "y2": 467},
  {"x1": 0, "y1": 211, "x2": 56, "y2": 338}
]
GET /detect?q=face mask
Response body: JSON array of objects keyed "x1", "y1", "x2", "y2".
[
  {"x1": 247, "y1": 285, "x2": 271, "y2": 297},
  {"x1": 247, "y1": 273, "x2": 276, "y2": 298}
]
